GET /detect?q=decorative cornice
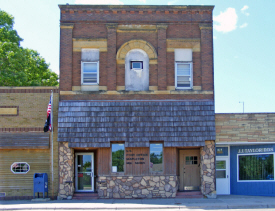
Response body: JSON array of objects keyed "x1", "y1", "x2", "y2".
[
  {"x1": 60, "y1": 23, "x2": 74, "y2": 29},
  {"x1": 59, "y1": 5, "x2": 215, "y2": 11},
  {"x1": 199, "y1": 23, "x2": 213, "y2": 30}
]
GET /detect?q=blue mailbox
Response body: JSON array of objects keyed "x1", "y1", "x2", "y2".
[{"x1": 33, "y1": 173, "x2": 48, "y2": 198}]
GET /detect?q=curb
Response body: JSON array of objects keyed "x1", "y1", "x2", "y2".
[{"x1": 2, "y1": 204, "x2": 274, "y2": 210}]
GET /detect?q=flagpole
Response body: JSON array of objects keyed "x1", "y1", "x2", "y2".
[{"x1": 51, "y1": 90, "x2": 54, "y2": 199}]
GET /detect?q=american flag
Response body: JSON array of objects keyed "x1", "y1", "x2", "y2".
[{"x1": 44, "y1": 96, "x2": 52, "y2": 132}]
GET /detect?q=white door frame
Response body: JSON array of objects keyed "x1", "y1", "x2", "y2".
[
  {"x1": 75, "y1": 152, "x2": 94, "y2": 192},
  {"x1": 216, "y1": 156, "x2": 230, "y2": 195}
]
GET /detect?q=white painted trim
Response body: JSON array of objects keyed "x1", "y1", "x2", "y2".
[
  {"x1": 11, "y1": 162, "x2": 30, "y2": 174},
  {"x1": 75, "y1": 152, "x2": 94, "y2": 192},
  {"x1": 216, "y1": 156, "x2": 230, "y2": 194},
  {"x1": 175, "y1": 62, "x2": 193, "y2": 90},
  {"x1": 81, "y1": 61, "x2": 99, "y2": 85},
  {"x1": 237, "y1": 152, "x2": 275, "y2": 182},
  {"x1": 216, "y1": 142, "x2": 275, "y2": 145}
]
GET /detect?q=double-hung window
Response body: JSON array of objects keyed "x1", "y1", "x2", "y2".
[
  {"x1": 174, "y1": 49, "x2": 193, "y2": 89},
  {"x1": 175, "y1": 62, "x2": 192, "y2": 89},
  {"x1": 81, "y1": 62, "x2": 99, "y2": 84},
  {"x1": 81, "y1": 49, "x2": 99, "y2": 85}
]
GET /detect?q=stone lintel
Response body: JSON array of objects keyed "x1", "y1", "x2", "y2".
[
  {"x1": 60, "y1": 23, "x2": 74, "y2": 29},
  {"x1": 199, "y1": 23, "x2": 213, "y2": 30},
  {"x1": 106, "y1": 23, "x2": 118, "y2": 29},
  {"x1": 166, "y1": 38, "x2": 201, "y2": 52},
  {"x1": 156, "y1": 24, "x2": 168, "y2": 30},
  {"x1": 73, "y1": 39, "x2": 107, "y2": 52},
  {"x1": 60, "y1": 90, "x2": 213, "y2": 95}
]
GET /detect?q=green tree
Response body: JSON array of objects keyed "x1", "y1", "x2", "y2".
[{"x1": 0, "y1": 10, "x2": 58, "y2": 86}]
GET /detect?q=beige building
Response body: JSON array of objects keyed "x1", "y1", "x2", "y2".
[
  {"x1": 0, "y1": 87, "x2": 59, "y2": 200},
  {"x1": 215, "y1": 113, "x2": 275, "y2": 196}
]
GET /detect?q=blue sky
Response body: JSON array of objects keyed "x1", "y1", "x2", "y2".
[{"x1": 1, "y1": 0, "x2": 274, "y2": 113}]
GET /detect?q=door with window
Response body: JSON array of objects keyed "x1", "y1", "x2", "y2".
[
  {"x1": 216, "y1": 157, "x2": 230, "y2": 194},
  {"x1": 179, "y1": 149, "x2": 200, "y2": 191},
  {"x1": 75, "y1": 153, "x2": 94, "y2": 192}
]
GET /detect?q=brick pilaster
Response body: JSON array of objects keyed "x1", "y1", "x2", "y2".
[
  {"x1": 157, "y1": 24, "x2": 168, "y2": 90},
  {"x1": 200, "y1": 23, "x2": 214, "y2": 91},
  {"x1": 59, "y1": 23, "x2": 74, "y2": 92},
  {"x1": 106, "y1": 24, "x2": 118, "y2": 91}
]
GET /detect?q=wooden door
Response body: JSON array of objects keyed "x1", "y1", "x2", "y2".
[{"x1": 179, "y1": 149, "x2": 200, "y2": 191}]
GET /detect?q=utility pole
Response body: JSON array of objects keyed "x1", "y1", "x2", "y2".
[{"x1": 239, "y1": 101, "x2": 244, "y2": 113}]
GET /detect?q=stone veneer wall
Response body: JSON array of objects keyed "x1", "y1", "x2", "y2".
[
  {"x1": 97, "y1": 176, "x2": 178, "y2": 198},
  {"x1": 59, "y1": 142, "x2": 75, "y2": 199},
  {"x1": 200, "y1": 140, "x2": 216, "y2": 198}
]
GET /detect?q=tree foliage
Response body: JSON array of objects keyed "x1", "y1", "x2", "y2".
[{"x1": 0, "y1": 10, "x2": 58, "y2": 86}]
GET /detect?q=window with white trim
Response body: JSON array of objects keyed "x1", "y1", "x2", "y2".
[
  {"x1": 81, "y1": 62, "x2": 99, "y2": 84},
  {"x1": 175, "y1": 62, "x2": 192, "y2": 89},
  {"x1": 11, "y1": 162, "x2": 30, "y2": 174},
  {"x1": 238, "y1": 154, "x2": 274, "y2": 181},
  {"x1": 174, "y1": 49, "x2": 193, "y2": 89},
  {"x1": 81, "y1": 49, "x2": 99, "y2": 85}
]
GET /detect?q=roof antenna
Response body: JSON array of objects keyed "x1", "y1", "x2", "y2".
[{"x1": 239, "y1": 101, "x2": 244, "y2": 113}]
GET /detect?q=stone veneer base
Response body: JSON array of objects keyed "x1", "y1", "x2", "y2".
[{"x1": 97, "y1": 176, "x2": 178, "y2": 198}]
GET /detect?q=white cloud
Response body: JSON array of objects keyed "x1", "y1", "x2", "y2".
[
  {"x1": 75, "y1": 0, "x2": 124, "y2": 5},
  {"x1": 213, "y1": 8, "x2": 238, "y2": 33},
  {"x1": 168, "y1": 0, "x2": 177, "y2": 5},
  {"x1": 241, "y1": 5, "x2": 250, "y2": 16},
  {"x1": 240, "y1": 23, "x2": 248, "y2": 28},
  {"x1": 138, "y1": 0, "x2": 146, "y2": 3}
]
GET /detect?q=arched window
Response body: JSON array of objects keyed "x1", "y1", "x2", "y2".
[{"x1": 125, "y1": 49, "x2": 149, "y2": 91}]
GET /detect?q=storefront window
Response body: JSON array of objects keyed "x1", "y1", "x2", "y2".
[
  {"x1": 239, "y1": 154, "x2": 274, "y2": 181},
  {"x1": 150, "y1": 143, "x2": 163, "y2": 172},
  {"x1": 112, "y1": 144, "x2": 125, "y2": 172}
]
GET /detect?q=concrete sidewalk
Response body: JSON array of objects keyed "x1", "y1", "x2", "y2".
[{"x1": 1, "y1": 195, "x2": 275, "y2": 210}]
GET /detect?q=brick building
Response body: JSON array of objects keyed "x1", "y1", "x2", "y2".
[
  {"x1": 0, "y1": 87, "x2": 59, "y2": 200},
  {"x1": 57, "y1": 5, "x2": 216, "y2": 199}
]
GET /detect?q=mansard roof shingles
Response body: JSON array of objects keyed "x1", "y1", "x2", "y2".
[{"x1": 58, "y1": 100, "x2": 215, "y2": 148}]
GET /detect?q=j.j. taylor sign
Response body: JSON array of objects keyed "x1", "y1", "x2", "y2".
[{"x1": 238, "y1": 147, "x2": 274, "y2": 154}]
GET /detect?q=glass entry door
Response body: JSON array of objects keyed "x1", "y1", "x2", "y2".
[
  {"x1": 75, "y1": 153, "x2": 94, "y2": 192},
  {"x1": 216, "y1": 157, "x2": 230, "y2": 194}
]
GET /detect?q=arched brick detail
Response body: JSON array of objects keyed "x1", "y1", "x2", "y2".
[{"x1": 116, "y1": 40, "x2": 157, "y2": 64}]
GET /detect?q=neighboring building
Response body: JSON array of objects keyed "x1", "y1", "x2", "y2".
[
  {"x1": 0, "y1": 87, "x2": 59, "y2": 200},
  {"x1": 58, "y1": 5, "x2": 216, "y2": 199},
  {"x1": 215, "y1": 113, "x2": 275, "y2": 196}
]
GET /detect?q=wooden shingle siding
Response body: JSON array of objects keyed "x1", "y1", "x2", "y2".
[
  {"x1": 0, "y1": 133, "x2": 49, "y2": 149},
  {"x1": 58, "y1": 100, "x2": 215, "y2": 147}
]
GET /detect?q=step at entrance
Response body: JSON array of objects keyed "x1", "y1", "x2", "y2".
[
  {"x1": 72, "y1": 192, "x2": 98, "y2": 200},
  {"x1": 176, "y1": 191, "x2": 203, "y2": 199}
]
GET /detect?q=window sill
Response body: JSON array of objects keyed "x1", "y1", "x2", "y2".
[{"x1": 81, "y1": 85, "x2": 99, "y2": 91}]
